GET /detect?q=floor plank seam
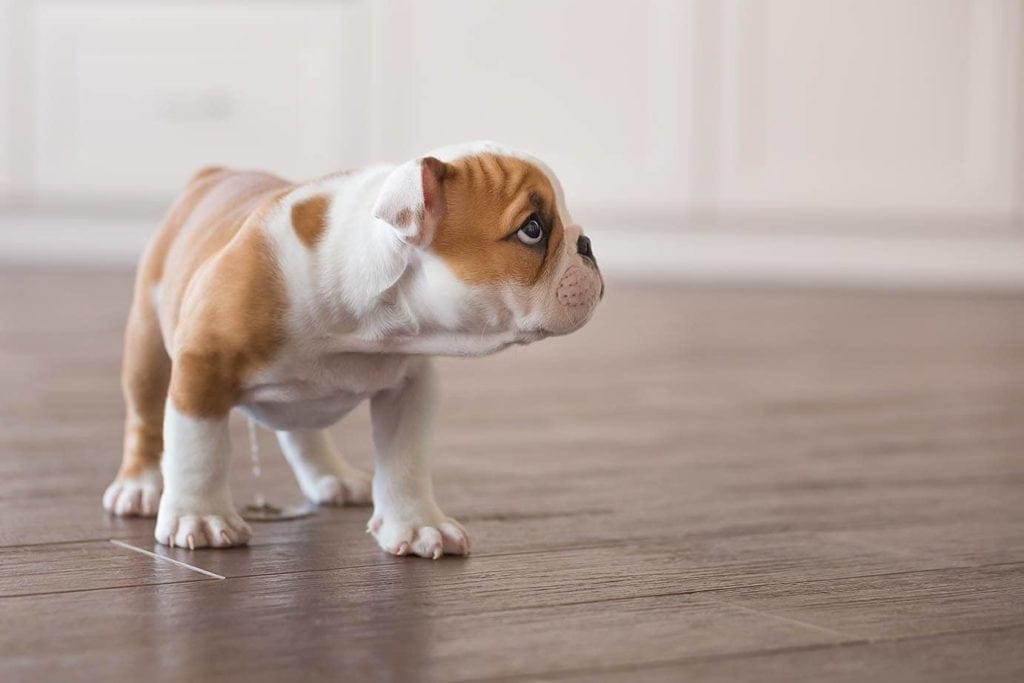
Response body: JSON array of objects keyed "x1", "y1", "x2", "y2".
[
  {"x1": 822, "y1": 534, "x2": 975, "y2": 570},
  {"x1": 688, "y1": 560, "x2": 1024, "y2": 594},
  {"x1": 108, "y1": 539, "x2": 227, "y2": 579},
  {"x1": 191, "y1": 540, "x2": 639, "y2": 581},
  {"x1": 463, "y1": 540, "x2": 632, "y2": 559},
  {"x1": 458, "y1": 507, "x2": 616, "y2": 522},
  {"x1": 858, "y1": 622, "x2": 1024, "y2": 645},
  {"x1": 461, "y1": 624, "x2": 1024, "y2": 683},
  {"x1": 459, "y1": 639, "x2": 873, "y2": 683},
  {"x1": 198, "y1": 546, "x2": 631, "y2": 583},
  {"x1": 149, "y1": 557, "x2": 1024, "y2": 604},
  {"x1": 0, "y1": 578, "x2": 213, "y2": 600},
  {"x1": 0, "y1": 537, "x2": 137, "y2": 550}
]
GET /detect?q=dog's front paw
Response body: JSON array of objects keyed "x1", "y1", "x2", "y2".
[
  {"x1": 103, "y1": 469, "x2": 162, "y2": 517},
  {"x1": 368, "y1": 507, "x2": 470, "y2": 559},
  {"x1": 305, "y1": 471, "x2": 372, "y2": 507},
  {"x1": 155, "y1": 502, "x2": 251, "y2": 549}
]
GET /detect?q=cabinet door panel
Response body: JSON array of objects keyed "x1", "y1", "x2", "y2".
[
  {"x1": 709, "y1": 0, "x2": 1022, "y2": 217},
  {"x1": 31, "y1": 2, "x2": 370, "y2": 200}
]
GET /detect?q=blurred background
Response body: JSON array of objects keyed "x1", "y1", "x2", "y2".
[{"x1": 0, "y1": 0, "x2": 1021, "y2": 285}]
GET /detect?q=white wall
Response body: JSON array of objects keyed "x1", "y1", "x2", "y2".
[
  {"x1": 0, "y1": 0, "x2": 17, "y2": 200},
  {"x1": 1, "y1": 0, "x2": 1022, "y2": 287}
]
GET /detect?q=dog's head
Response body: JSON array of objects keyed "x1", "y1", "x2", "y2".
[{"x1": 373, "y1": 142, "x2": 602, "y2": 354}]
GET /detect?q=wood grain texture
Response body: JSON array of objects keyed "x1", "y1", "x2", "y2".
[
  {"x1": 546, "y1": 626, "x2": 1024, "y2": 683},
  {"x1": 1, "y1": 265, "x2": 1023, "y2": 682},
  {"x1": 0, "y1": 541, "x2": 212, "y2": 597}
]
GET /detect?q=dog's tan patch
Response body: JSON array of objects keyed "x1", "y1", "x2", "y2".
[
  {"x1": 168, "y1": 220, "x2": 286, "y2": 418},
  {"x1": 291, "y1": 194, "x2": 330, "y2": 248},
  {"x1": 430, "y1": 153, "x2": 564, "y2": 286},
  {"x1": 130, "y1": 169, "x2": 294, "y2": 419}
]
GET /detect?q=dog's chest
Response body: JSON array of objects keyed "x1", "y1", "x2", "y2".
[{"x1": 238, "y1": 350, "x2": 414, "y2": 430}]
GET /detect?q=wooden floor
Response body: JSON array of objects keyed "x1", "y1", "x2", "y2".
[{"x1": 1, "y1": 265, "x2": 1023, "y2": 682}]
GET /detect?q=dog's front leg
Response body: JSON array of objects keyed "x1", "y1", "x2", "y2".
[
  {"x1": 154, "y1": 402, "x2": 252, "y2": 549},
  {"x1": 367, "y1": 358, "x2": 470, "y2": 558}
]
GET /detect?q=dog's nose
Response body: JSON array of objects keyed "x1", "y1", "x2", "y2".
[{"x1": 576, "y1": 235, "x2": 594, "y2": 260}]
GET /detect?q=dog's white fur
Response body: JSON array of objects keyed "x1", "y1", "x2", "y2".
[{"x1": 105, "y1": 141, "x2": 602, "y2": 557}]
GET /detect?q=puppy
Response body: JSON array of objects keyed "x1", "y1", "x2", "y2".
[{"x1": 102, "y1": 141, "x2": 603, "y2": 557}]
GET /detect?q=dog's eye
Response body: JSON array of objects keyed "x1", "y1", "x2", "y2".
[{"x1": 516, "y1": 217, "x2": 544, "y2": 245}]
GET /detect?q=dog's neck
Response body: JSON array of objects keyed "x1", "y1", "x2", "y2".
[{"x1": 269, "y1": 166, "x2": 486, "y2": 354}]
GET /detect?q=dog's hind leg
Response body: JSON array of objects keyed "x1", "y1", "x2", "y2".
[{"x1": 102, "y1": 279, "x2": 169, "y2": 517}]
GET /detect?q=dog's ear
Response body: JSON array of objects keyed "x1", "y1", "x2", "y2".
[{"x1": 372, "y1": 156, "x2": 449, "y2": 248}]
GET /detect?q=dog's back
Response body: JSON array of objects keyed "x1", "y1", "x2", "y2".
[{"x1": 137, "y1": 167, "x2": 292, "y2": 334}]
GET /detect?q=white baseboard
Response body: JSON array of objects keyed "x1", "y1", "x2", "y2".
[
  {"x1": 2, "y1": 211, "x2": 1022, "y2": 289},
  {"x1": 0, "y1": 212, "x2": 152, "y2": 266},
  {"x1": 584, "y1": 225, "x2": 1024, "y2": 289}
]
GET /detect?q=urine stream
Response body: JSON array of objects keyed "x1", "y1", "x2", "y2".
[
  {"x1": 240, "y1": 417, "x2": 316, "y2": 522},
  {"x1": 246, "y1": 417, "x2": 266, "y2": 509}
]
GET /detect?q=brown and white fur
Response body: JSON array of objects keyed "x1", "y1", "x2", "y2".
[{"x1": 102, "y1": 141, "x2": 603, "y2": 558}]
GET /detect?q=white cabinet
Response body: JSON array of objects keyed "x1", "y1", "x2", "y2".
[
  {"x1": 379, "y1": 0, "x2": 1022, "y2": 228},
  {"x1": 29, "y1": 1, "x2": 371, "y2": 201},
  {"x1": 706, "y1": 0, "x2": 1023, "y2": 219},
  {"x1": 2, "y1": 0, "x2": 1021, "y2": 281}
]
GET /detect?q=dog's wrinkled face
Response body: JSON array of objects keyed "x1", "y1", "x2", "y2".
[
  {"x1": 374, "y1": 144, "x2": 603, "y2": 352},
  {"x1": 431, "y1": 151, "x2": 602, "y2": 338}
]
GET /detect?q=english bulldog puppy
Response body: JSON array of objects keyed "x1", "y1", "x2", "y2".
[{"x1": 102, "y1": 141, "x2": 602, "y2": 558}]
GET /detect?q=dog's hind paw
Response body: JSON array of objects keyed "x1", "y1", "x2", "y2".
[
  {"x1": 103, "y1": 469, "x2": 162, "y2": 517},
  {"x1": 307, "y1": 471, "x2": 372, "y2": 507}
]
